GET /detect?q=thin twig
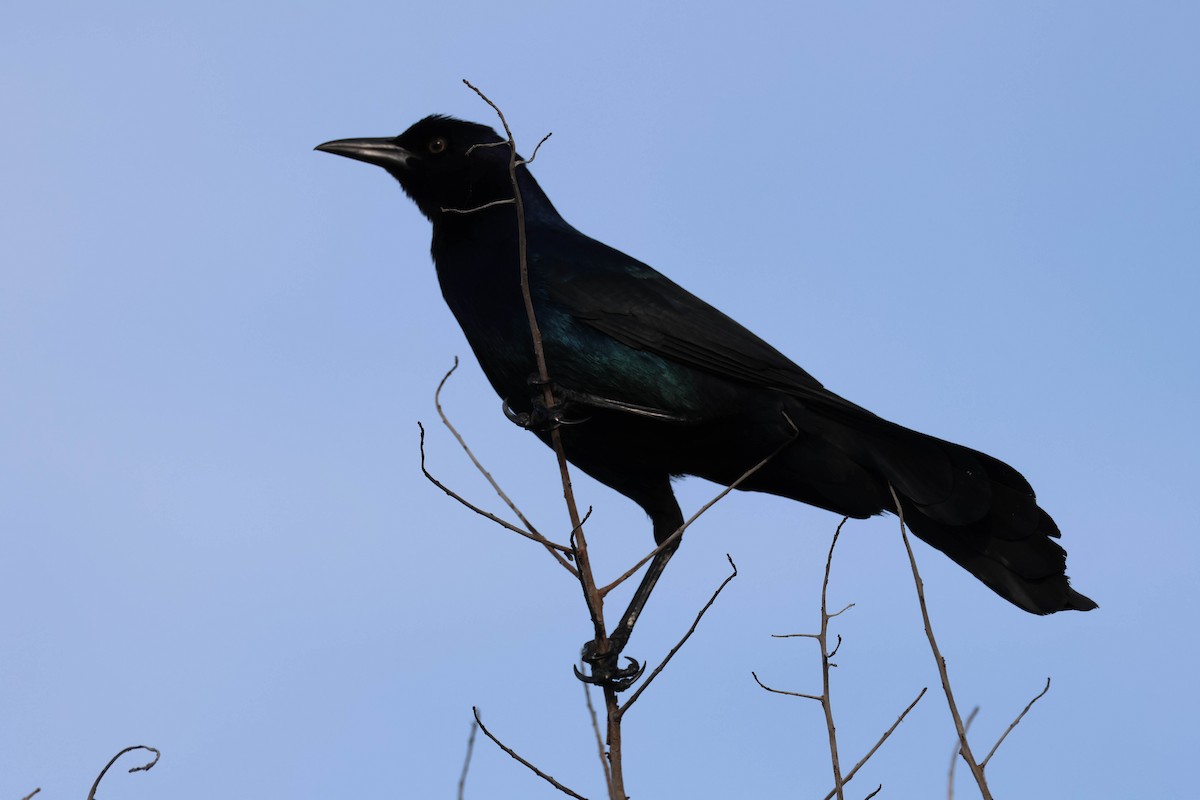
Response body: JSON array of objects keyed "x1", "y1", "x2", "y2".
[
  {"x1": 864, "y1": 785, "x2": 883, "y2": 800},
  {"x1": 435, "y1": 358, "x2": 576, "y2": 574},
  {"x1": 980, "y1": 678, "x2": 1051, "y2": 769},
  {"x1": 418, "y1": 422, "x2": 572, "y2": 552},
  {"x1": 568, "y1": 507, "x2": 595, "y2": 545},
  {"x1": 441, "y1": 198, "x2": 516, "y2": 214},
  {"x1": 465, "y1": 140, "x2": 511, "y2": 155},
  {"x1": 620, "y1": 555, "x2": 738, "y2": 713},
  {"x1": 521, "y1": 132, "x2": 554, "y2": 165},
  {"x1": 472, "y1": 708, "x2": 589, "y2": 800},
  {"x1": 582, "y1": 683, "x2": 614, "y2": 796},
  {"x1": 822, "y1": 688, "x2": 928, "y2": 800},
  {"x1": 20, "y1": 790, "x2": 40, "y2": 800},
  {"x1": 827, "y1": 634, "x2": 844, "y2": 658},
  {"x1": 948, "y1": 706, "x2": 979, "y2": 800},
  {"x1": 86, "y1": 745, "x2": 160, "y2": 800},
  {"x1": 889, "y1": 484, "x2": 991, "y2": 800},
  {"x1": 457, "y1": 721, "x2": 478, "y2": 800},
  {"x1": 751, "y1": 671, "x2": 823, "y2": 702},
  {"x1": 598, "y1": 418, "x2": 799, "y2": 597}
]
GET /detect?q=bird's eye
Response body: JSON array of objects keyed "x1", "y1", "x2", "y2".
[{"x1": 428, "y1": 137, "x2": 448, "y2": 155}]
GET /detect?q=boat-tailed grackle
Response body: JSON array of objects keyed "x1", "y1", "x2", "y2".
[{"x1": 316, "y1": 115, "x2": 1096, "y2": 689}]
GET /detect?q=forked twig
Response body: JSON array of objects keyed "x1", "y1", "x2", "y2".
[
  {"x1": 435, "y1": 358, "x2": 576, "y2": 574},
  {"x1": 753, "y1": 519, "x2": 927, "y2": 799},
  {"x1": 473, "y1": 707, "x2": 589, "y2": 800},
  {"x1": 756, "y1": 520, "x2": 853, "y2": 797},
  {"x1": 620, "y1": 555, "x2": 739, "y2": 713}
]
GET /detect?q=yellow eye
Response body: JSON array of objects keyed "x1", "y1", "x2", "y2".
[{"x1": 428, "y1": 137, "x2": 447, "y2": 155}]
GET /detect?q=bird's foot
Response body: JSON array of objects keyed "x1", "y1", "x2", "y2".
[
  {"x1": 573, "y1": 639, "x2": 645, "y2": 692},
  {"x1": 502, "y1": 377, "x2": 591, "y2": 432},
  {"x1": 503, "y1": 399, "x2": 588, "y2": 431}
]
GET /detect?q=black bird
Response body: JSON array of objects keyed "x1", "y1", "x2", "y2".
[{"x1": 316, "y1": 116, "x2": 1095, "y2": 685}]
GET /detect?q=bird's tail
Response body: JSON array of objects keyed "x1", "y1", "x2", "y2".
[{"x1": 858, "y1": 421, "x2": 1097, "y2": 614}]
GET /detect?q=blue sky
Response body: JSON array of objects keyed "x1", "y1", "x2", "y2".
[{"x1": 3, "y1": 2, "x2": 1197, "y2": 797}]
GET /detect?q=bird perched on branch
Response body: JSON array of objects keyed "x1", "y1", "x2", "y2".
[{"x1": 316, "y1": 115, "x2": 1095, "y2": 687}]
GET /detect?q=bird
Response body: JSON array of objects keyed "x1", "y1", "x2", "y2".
[{"x1": 316, "y1": 115, "x2": 1096, "y2": 686}]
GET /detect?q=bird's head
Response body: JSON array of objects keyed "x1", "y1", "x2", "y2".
[{"x1": 316, "y1": 115, "x2": 518, "y2": 222}]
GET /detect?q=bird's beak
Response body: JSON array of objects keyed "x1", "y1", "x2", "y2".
[{"x1": 314, "y1": 137, "x2": 413, "y2": 170}]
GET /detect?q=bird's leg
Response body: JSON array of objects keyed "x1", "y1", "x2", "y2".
[
  {"x1": 576, "y1": 538, "x2": 680, "y2": 690},
  {"x1": 502, "y1": 374, "x2": 591, "y2": 432},
  {"x1": 576, "y1": 498, "x2": 685, "y2": 691}
]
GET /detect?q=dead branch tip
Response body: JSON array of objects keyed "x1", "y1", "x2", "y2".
[
  {"x1": 472, "y1": 707, "x2": 589, "y2": 800},
  {"x1": 86, "y1": 745, "x2": 160, "y2": 800}
]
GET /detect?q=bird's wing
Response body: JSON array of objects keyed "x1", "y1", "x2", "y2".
[{"x1": 539, "y1": 236, "x2": 871, "y2": 419}]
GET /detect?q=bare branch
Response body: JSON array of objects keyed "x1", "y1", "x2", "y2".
[
  {"x1": 435, "y1": 358, "x2": 577, "y2": 574},
  {"x1": 20, "y1": 789, "x2": 40, "y2": 800},
  {"x1": 457, "y1": 721, "x2": 478, "y2": 800},
  {"x1": 462, "y1": 78, "x2": 616, "y2": 796},
  {"x1": 418, "y1": 422, "x2": 573, "y2": 553},
  {"x1": 620, "y1": 555, "x2": 739, "y2": 713},
  {"x1": 86, "y1": 745, "x2": 160, "y2": 800},
  {"x1": 863, "y1": 785, "x2": 883, "y2": 800},
  {"x1": 889, "y1": 484, "x2": 992, "y2": 799},
  {"x1": 980, "y1": 678, "x2": 1051, "y2": 770},
  {"x1": 472, "y1": 707, "x2": 589, "y2": 800},
  {"x1": 822, "y1": 688, "x2": 928, "y2": 800},
  {"x1": 751, "y1": 670, "x2": 823, "y2": 702}
]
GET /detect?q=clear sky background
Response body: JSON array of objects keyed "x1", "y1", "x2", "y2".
[{"x1": 3, "y1": 2, "x2": 1197, "y2": 798}]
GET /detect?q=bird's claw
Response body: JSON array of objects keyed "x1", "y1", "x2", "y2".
[
  {"x1": 502, "y1": 400, "x2": 533, "y2": 428},
  {"x1": 574, "y1": 640, "x2": 645, "y2": 691},
  {"x1": 502, "y1": 395, "x2": 590, "y2": 432}
]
